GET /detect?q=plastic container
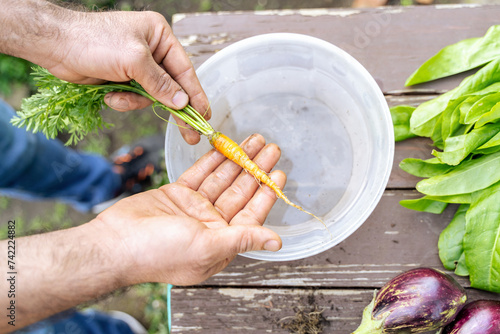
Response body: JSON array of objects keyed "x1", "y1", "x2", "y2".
[{"x1": 165, "y1": 33, "x2": 394, "y2": 261}]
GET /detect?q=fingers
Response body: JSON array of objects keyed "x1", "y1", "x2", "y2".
[
  {"x1": 212, "y1": 143, "x2": 282, "y2": 221},
  {"x1": 132, "y1": 55, "x2": 188, "y2": 109},
  {"x1": 177, "y1": 134, "x2": 265, "y2": 191},
  {"x1": 160, "y1": 30, "x2": 211, "y2": 120},
  {"x1": 197, "y1": 135, "x2": 270, "y2": 203},
  {"x1": 230, "y1": 170, "x2": 286, "y2": 226},
  {"x1": 213, "y1": 224, "x2": 282, "y2": 255},
  {"x1": 131, "y1": 15, "x2": 210, "y2": 145},
  {"x1": 171, "y1": 114, "x2": 201, "y2": 145},
  {"x1": 104, "y1": 92, "x2": 153, "y2": 111}
]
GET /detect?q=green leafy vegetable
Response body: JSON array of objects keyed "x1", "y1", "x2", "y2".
[
  {"x1": 432, "y1": 122, "x2": 500, "y2": 165},
  {"x1": 416, "y1": 151, "x2": 500, "y2": 196},
  {"x1": 390, "y1": 105, "x2": 417, "y2": 142},
  {"x1": 399, "y1": 197, "x2": 448, "y2": 214},
  {"x1": 11, "y1": 67, "x2": 214, "y2": 145},
  {"x1": 395, "y1": 24, "x2": 500, "y2": 293},
  {"x1": 405, "y1": 25, "x2": 500, "y2": 86},
  {"x1": 462, "y1": 92, "x2": 500, "y2": 124},
  {"x1": 475, "y1": 102, "x2": 500, "y2": 127},
  {"x1": 464, "y1": 181, "x2": 500, "y2": 292},
  {"x1": 399, "y1": 157, "x2": 452, "y2": 178},
  {"x1": 438, "y1": 204, "x2": 469, "y2": 273},
  {"x1": 410, "y1": 59, "x2": 500, "y2": 137}
]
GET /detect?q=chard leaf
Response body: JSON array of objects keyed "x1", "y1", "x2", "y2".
[
  {"x1": 390, "y1": 105, "x2": 417, "y2": 142},
  {"x1": 433, "y1": 122, "x2": 500, "y2": 165},
  {"x1": 411, "y1": 59, "x2": 500, "y2": 137},
  {"x1": 399, "y1": 157, "x2": 452, "y2": 178},
  {"x1": 438, "y1": 204, "x2": 469, "y2": 271},
  {"x1": 405, "y1": 25, "x2": 500, "y2": 86},
  {"x1": 416, "y1": 151, "x2": 500, "y2": 196},
  {"x1": 464, "y1": 181, "x2": 500, "y2": 292}
]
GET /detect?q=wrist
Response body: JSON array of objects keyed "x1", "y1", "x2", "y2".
[
  {"x1": 80, "y1": 219, "x2": 133, "y2": 289},
  {"x1": 0, "y1": 0, "x2": 76, "y2": 68},
  {"x1": 13, "y1": 220, "x2": 129, "y2": 328},
  {"x1": 87, "y1": 216, "x2": 139, "y2": 287}
]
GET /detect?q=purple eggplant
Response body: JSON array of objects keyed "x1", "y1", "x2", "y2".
[
  {"x1": 352, "y1": 268, "x2": 467, "y2": 334},
  {"x1": 440, "y1": 300, "x2": 500, "y2": 334}
]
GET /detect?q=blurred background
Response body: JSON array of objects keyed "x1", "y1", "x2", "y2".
[{"x1": 1, "y1": 0, "x2": 499, "y2": 333}]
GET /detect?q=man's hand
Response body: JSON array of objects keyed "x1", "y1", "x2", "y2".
[
  {"x1": 1, "y1": 0, "x2": 208, "y2": 144},
  {"x1": 97, "y1": 134, "x2": 284, "y2": 285},
  {"x1": 0, "y1": 134, "x2": 283, "y2": 331}
]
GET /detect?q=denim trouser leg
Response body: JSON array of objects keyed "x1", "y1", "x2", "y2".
[
  {"x1": 16, "y1": 309, "x2": 137, "y2": 334},
  {"x1": 0, "y1": 99, "x2": 121, "y2": 212}
]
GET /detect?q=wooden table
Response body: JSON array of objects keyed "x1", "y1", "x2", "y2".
[{"x1": 170, "y1": 5, "x2": 500, "y2": 333}]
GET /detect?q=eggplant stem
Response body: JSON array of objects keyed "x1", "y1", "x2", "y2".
[{"x1": 351, "y1": 290, "x2": 385, "y2": 334}]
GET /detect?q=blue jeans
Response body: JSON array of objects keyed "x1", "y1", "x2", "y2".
[
  {"x1": 0, "y1": 99, "x2": 121, "y2": 212},
  {"x1": 15, "y1": 309, "x2": 136, "y2": 334}
]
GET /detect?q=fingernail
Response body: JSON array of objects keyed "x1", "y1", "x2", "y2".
[
  {"x1": 172, "y1": 90, "x2": 189, "y2": 109},
  {"x1": 264, "y1": 240, "x2": 280, "y2": 252},
  {"x1": 104, "y1": 93, "x2": 113, "y2": 104},
  {"x1": 107, "y1": 94, "x2": 129, "y2": 110}
]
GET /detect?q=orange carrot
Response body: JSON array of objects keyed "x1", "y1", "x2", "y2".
[{"x1": 209, "y1": 131, "x2": 329, "y2": 233}]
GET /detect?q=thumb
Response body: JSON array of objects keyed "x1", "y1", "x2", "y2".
[
  {"x1": 215, "y1": 225, "x2": 282, "y2": 256},
  {"x1": 134, "y1": 57, "x2": 189, "y2": 110}
]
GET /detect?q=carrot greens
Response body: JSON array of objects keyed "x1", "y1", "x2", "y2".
[{"x1": 11, "y1": 67, "x2": 215, "y2": 145}]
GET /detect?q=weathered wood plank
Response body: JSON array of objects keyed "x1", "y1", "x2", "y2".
[
  {"x1": 171, "y1": 287, "x2": 500, "y2": 333},
  {"x1": 173, "y1": 4, "x2": 500, "y2": 94},
  {"x1": 197, "y1": 190, "x2": 466, "y2": 288},
  {"x1": 386, "y1": 95, "x2": 436, "y2": 189}
]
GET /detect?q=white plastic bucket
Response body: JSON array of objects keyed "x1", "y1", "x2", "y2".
[{"x1": 165, "y1": 33, "x2": 394, "y2": 261}]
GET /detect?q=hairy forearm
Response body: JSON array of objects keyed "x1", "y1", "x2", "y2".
[
  {"x1": 0, "y1": 0, "x2": 74, "y2": 67},
  {"x1": 0, "y1": 220, "x2": 128, "y2": 332}
]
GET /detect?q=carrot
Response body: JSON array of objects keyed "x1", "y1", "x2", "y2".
[
  {"x1": 209, "y1": 131, "x2": 328, "y2": 232},
  {"x1": 15, "y1": 70, "x2": 327, "y2": 234},
  {"x1": 159, "y1": 105, "x2": 328, "y2": 233}
]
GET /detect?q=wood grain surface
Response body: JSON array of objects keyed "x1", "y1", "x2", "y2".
[{"x1": 170, "y1": 5, "x2": 500, "y2": 333}]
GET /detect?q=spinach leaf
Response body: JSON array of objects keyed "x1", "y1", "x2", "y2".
[
  {"x1": 474, "y1": 145, "x2": 500, "y2": 155},
  {"x1": 390, "y1": 105, "x2": 417, "y2": 142},
  {"x1": 463, "y1": 92, "x2": 500, "y2": 124},
  {"x1": 400, "y1": 193, "x2": 471, "y2": 214},
  {"x1": 458, "y1": 94, "x2": 492, "y2": 124},
  {"x1": 433, "y1": 122, "x2": 500, "y2": 165},
  {"x1": 399, "y1": 197, "x2": 448, "y2": 214},
  {"x1": 416, "y1": 151, "x2": 500, "y2": 196},
  {"x1": 438, "y1": 204, "x2": 469, "y2": 272},
  {"x1": 411, "y1": 58, "x2": 500, "y2": 137},
  {"x1": 405, "y1": 25, "x2": 500, "y2": 86},
  {"x1": 454, "y1": 253, "x2": 469, "y2": 276},
  {"x1": 440, "y1": 98, "x2": 466, "y2": 143},
  {"x1": 399, "y1": 157, "x2": 452, "y2": 178},
  {"x1": 410, "y1": 89, "x2": 457, "y2": 138},
  {"x1": 475, "y1": 103, "x2": 500, "y2": 127},
  {"x1": 464, "y1": 181, "x2": 500, "y2": 293},
  {"x1": 476, "y1": 130, "x2": 500, "y2": 151}
]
